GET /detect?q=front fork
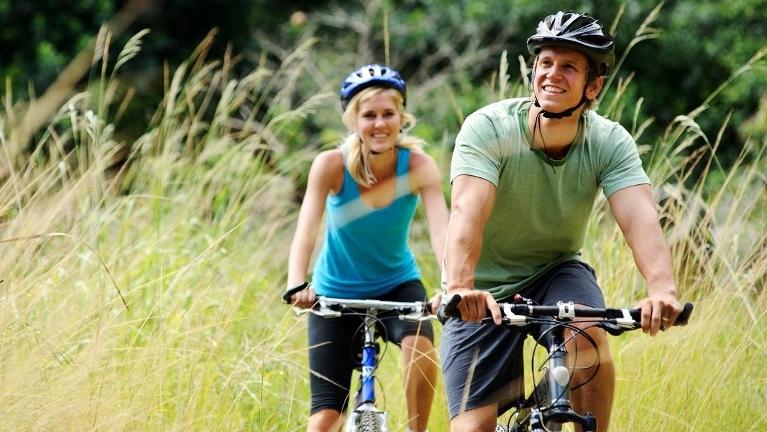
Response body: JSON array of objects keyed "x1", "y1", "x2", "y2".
[
  {"x1": 359, "y1": 314, "x2": 378, "y2": 405},
  {"x1": 533, "y1": 324, "x2": 598, "y2": 432},
  {"x1": 347, "y1": 314, "x2": 388, "y2": 431}
]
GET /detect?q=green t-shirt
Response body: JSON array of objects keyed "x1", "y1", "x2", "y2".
[{"x1": 450, "y1": 98, "x2": 650, "y2": 300}]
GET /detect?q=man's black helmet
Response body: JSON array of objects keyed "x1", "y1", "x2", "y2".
[
  {"x1": 340, "y1": 64, "x2": 407, "y2": 110},
  {"x1": 526, "y1": 11, "x2": 615, "y2": 76}
]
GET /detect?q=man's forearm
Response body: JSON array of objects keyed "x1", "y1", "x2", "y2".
[
  {"x1": 627, "y1": 220, "x2": 677, "y2": 296},
  {"x1": 445, "y1": 213, "x2": 483, "y2": 293}
]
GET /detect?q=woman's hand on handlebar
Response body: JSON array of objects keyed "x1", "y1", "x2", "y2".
[
  {"x1": 448, "y1": 289, "x2": 503, "y2": 324},
  {"x1": 289, "y1": 285, "x2": 317, "y2": 309},
  {"x1": 428, "y1": 293, "x2": 442, "y2": 316}
]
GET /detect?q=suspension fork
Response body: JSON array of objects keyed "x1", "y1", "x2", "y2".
[
  {"x1": 534, "y1": 322, "x2": 597, "y2": 432},
  {"x1": 359, "y1": 312, "x2": 378, "y2": 405},
  {"x1": 539, "y1": 322, "x2": 571, "y2": 410}
]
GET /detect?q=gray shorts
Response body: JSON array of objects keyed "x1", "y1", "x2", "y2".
[{"x1": 439, "y1": 260, "x2": 605, "y2": 419}]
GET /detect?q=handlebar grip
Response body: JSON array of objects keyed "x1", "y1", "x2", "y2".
[
  {"x1": 281, "y1": 282, "x2": 309, "y2": 305},
  {"x1": 675, "y1": 302, "x2": 694, "y2": 326},
  {"x1": 437, "y1": 294, "x2": 462, "y2": 324},
  {"x1": 629, "y1": 302, "x2": 694, "y2": 326}
]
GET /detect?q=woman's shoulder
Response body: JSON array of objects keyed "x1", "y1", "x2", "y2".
[
  {"x1": 309, "y1": 148, "x2": 345, "y2": 193},
  {"x1": 406, "y1": 148, "x2": 442, "y2": 186},
  {"x1": 313, "y1": 148, "x2": 345, "y2": 170},
  {"x1": 407, "y1": 147, "x2": 433, "y2": 163}
]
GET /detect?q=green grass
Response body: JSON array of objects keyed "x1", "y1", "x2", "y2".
[{"x1": 0, "y1": 25, "x2": 765, "y2": 432}]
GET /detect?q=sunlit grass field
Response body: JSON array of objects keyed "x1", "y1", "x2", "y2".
[{"x1": 1, "y1": 28, "x2": 765, "y2": 431}]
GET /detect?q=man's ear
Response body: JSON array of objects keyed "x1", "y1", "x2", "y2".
[{"x1": 587, "y1": 76, "x2": 605, "y2": 100}]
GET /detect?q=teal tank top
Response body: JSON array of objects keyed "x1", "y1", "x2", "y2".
[{"x1": 312, "y1": 147, "x2": 420, "y2": 298}]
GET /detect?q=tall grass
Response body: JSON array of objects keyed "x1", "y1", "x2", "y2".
[
  {"x1": 1, "y1": 20, "x2": 765, "y2": 432},
  {"x1": 0, "y1": 28, "x2": 325, "y2": 431}
]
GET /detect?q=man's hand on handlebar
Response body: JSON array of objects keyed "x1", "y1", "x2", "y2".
[
  {"x1": 635, "y1": 291, "x2": 683, "y2": 336},
  {"x1": 447, "y1": 289, "x2": 503, "y2": 324}
]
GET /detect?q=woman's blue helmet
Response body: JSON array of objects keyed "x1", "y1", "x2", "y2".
[{"x1": 339, "y1": 64, "x2": 407, "y2": 110}]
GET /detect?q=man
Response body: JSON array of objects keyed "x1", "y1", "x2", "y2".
[{"x1": 440, "y1": 11, "x2": 683, "y2": 432}]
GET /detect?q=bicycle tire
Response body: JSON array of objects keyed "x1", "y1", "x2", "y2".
[{"x1": 356, "y1": 410, "x2": 382, "y2": 432}]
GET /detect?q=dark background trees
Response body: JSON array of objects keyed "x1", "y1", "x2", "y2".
[{"x1": 1, "y1": 0, "x2": 765, "y2": 164}]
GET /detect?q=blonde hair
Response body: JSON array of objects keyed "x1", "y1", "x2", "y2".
[{"x1": 341, "y1": 87, "x2": 425, "y2": 187}]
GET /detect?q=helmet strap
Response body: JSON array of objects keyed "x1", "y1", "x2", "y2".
[
  {"x1": 533, "y1": 94, "x2": 588, "y2": 119},
  {"x1": 532, "y1": 110, "x2": 558, "y2": 174}
]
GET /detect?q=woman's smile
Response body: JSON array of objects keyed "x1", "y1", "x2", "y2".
[{"x1": 356, "y1": 92, "x2": 402, "y2": 154}]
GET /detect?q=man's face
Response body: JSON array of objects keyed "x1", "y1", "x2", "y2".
[{"x1": 533, "y1": 46, "x2": 602, "y2": 112}]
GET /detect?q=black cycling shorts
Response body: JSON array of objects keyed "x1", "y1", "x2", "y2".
[{"x1": 307, "y1": 279, "x2": 435, "y2": 414}]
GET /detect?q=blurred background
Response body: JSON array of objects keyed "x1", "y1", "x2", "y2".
[{"x1": 2, "y1": 0, "x2": 766, "y2": 167}]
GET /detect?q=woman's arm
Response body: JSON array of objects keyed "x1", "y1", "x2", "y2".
[
  {"x1": 286, "y1": 151, "x2": 342, "y2": 307},
  {"x1": 412, "y1": 153, "x2": 449, "y2": 264}
]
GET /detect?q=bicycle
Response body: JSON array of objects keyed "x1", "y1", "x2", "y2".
[
  {"x1": 287, "y1": 293, "x2": 437, "y2": 432},
  {"x1": 438, "y1": 294, "x2": 694, "y2": 432}
]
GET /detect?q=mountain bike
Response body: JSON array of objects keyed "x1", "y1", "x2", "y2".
[
  {"x1": 439, "y1": 294, "x2": 694, "y2": 432},
  {"x1": 292, "y1": 295, "x2": 437, "y2": 432}
]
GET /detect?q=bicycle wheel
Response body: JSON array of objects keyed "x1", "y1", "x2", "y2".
[{"x1": 356, "y1": 410, "x2": 382, "y2": 432}]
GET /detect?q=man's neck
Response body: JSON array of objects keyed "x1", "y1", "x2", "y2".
[{"x1": 528, "y1": 105, "x2": 582, "y2": 157}]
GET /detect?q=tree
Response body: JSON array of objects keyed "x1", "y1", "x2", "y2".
[{"x1": 0, "y1": 0, "x2": 114, "y2": 95}]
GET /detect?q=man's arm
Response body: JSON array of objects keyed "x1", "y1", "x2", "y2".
[
  {"x1": 445, "y1": 175, "x2": 502, "y2": 323},
  {"x1": 608, "y1": 184, "x2": 682, "y2": 335}
]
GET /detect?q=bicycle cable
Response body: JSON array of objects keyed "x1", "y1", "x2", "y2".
[
  {"x1": 345, "y1": 309, "x2": 396, "y2": 411},
  {"x1": 530, "y1": 319, "x2": 600, "y2": 408}
]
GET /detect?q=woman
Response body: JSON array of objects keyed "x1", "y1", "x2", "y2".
[{"x1": 285, "y1": 64, "x2": 448, "y2": 432}]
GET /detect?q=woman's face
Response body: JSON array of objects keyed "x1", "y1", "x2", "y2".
[
  {"x1": 533, "y1": 46, "x2": 601, "y2": 112},
  {"x1": 355, "y1": 91, "x2": 402, "y2": 154}
]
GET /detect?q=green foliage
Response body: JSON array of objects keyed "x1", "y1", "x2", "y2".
[
  {"x1": 247, "y1": 0, "x2": 765, "y2": 171},
  {"x1": 0, "y1": 0, "x2": 114, "y2": 92},
  {"x1": 621, "y1": 0, "x2": 767, "y2": 162},
  {"x1": 3, "y1": 0, "x2": 765, "y2": 169}
]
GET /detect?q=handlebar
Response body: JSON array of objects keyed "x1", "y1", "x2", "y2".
[
  {"x1": 437, "y1": 294, "x2": 693, "y2": 335},
  {"x1": 295, "y1": 296, "x2": 437, "y2": 322}
]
